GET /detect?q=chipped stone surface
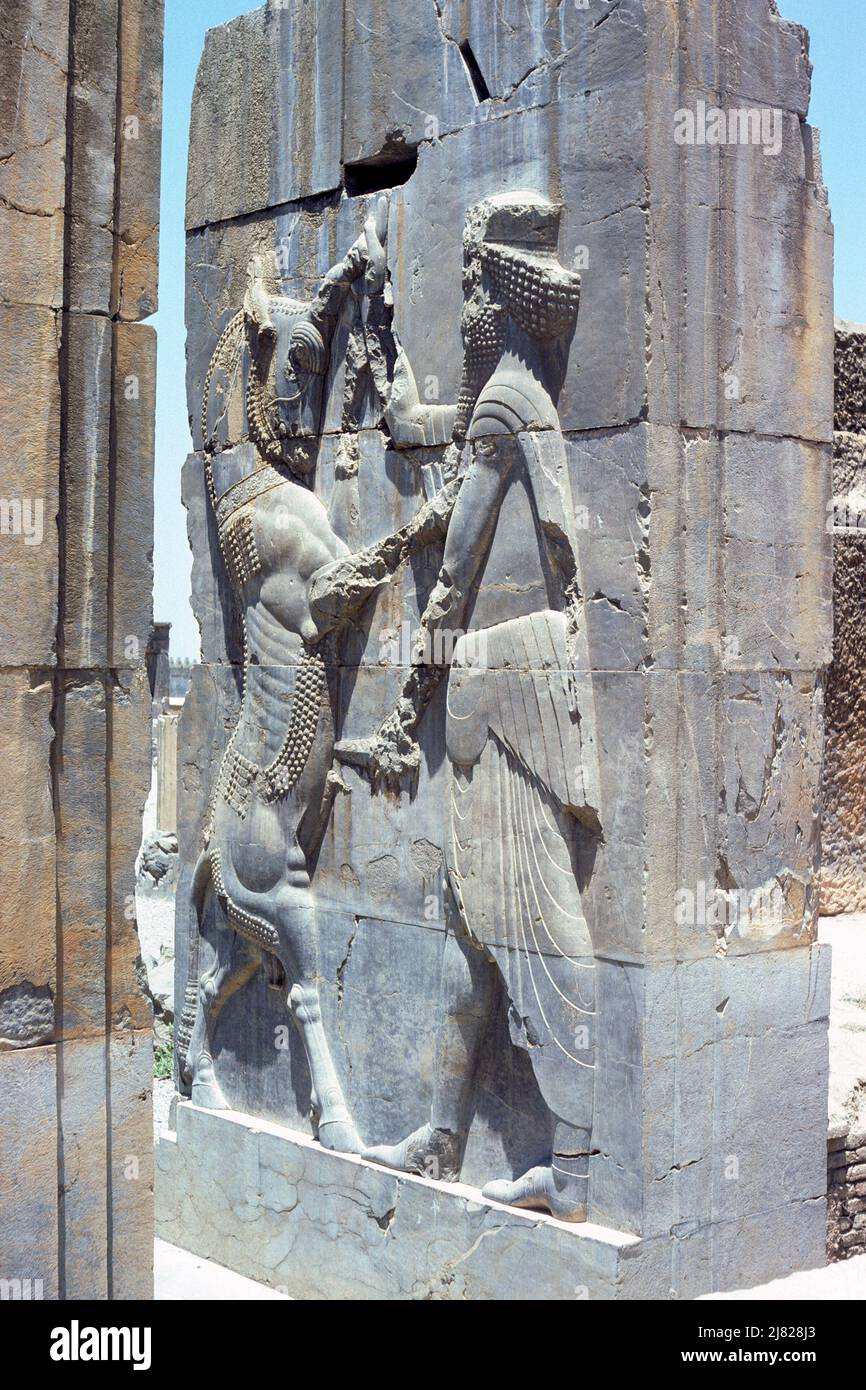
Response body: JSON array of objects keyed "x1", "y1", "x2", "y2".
[
  {"x1": 169, "y1": 0, "x2": 833, "y2": 1297},
  {"x1": 0, "y1": 982, "x2": 55, "y2": 1049}
]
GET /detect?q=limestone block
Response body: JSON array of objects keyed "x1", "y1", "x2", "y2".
[
  {"x1": 640, "y1": 426, "x2": 832, "y2": 675},
  {"x1": 112, "y1": 321, "x2": 155, "y2": 668},
  {"x1": 67, "y1": 0, "x2": 120, "y2": 314},
  {"x1": 0, "y1": 303, "x2": 61, "y2": 666},
  {"x1": 108, "y1": 1029, "x2": 154, "y2": 1298},
  {"x1": 643, "y1": 10, "x2": 831, "y2": 442},
  {"x1": 0, "y1": 674, "x2": 56, "y2": 1014},
  {"x1": 0, "y1": 0, "x2": 69, "y2": 71},
  {"x1": 342, "y1": 0, "x2": 474, "y2": 164},
  {"x1": 113, "y1": 0, "x2": 164, "y2": 320},
  {"x1": 641, "y1": 946, "x2": 829, "y2": 1237},
  {"x1": 157, "y1": 1103, "x2": 645, "y2": 1300},
  {"x1": 644, "y1": 667, "x2": 823, "y2": 964},
  {"x1": 590, "y1": 944, "x2": 829, "y2": 1239},
  {"x1": 62, "y1": 312, "x2": 112, "y2": 669},
  {"x1": 0, "y1": 1046, "x2": 59, "y2": 1298},
  {"x1": 715, "y1": 672, "x2": 823, "y2": 948},
  {"x1": 720, "y1": 434, "x2": 832, "y2": 671},
  {"x1": 436, "y1": 0, "x2": 646, "y2": 112},
  {"x1": 667, "y1": 116, "x2": 832, "y2": 441},
  {"x1": 634, "y1": 1197, "x2": 827, "y2": 1298},
  {"x1": 56, "y1": 1034, "x2": 108, "y2": 1299},
  {"x1": 55, "y1": 679, "x2": 107, "y2": 1040},
  {"x1": 186, "y1": 0, "x2": 343, "y2": 229},
  {"x1": 0, "y1": 205, "x2": 65, "y2": 310},
  {"x1": 713, "y1": 195, "x2": 833, "y2": 443},
  {"x1": 0, "y1": 0, "x2": 68, "y2": 308},
  {"x1": 674, "y1": 0, "x2": 812, "y2": 114}
]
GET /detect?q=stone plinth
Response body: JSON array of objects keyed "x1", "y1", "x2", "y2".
[
  {"x1": 157, "y1": 1101, "x2": 824, "y2": 1301},
  {"x1": 157, "y1": 1105, "x2": 642, "y2": 1300}
]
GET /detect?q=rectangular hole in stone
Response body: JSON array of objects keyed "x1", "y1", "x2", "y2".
[
  {"x1": 459, "y1": 40, "x2": 492, "y2": 103},
  {"x1": 344, "y1": 149, "x2": 418, "y2": 197}
]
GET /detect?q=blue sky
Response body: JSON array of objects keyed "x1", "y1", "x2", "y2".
[
  {"x1": 152, "y1": 1, "x2": 258, "y2": 659},
  {"x1": 153, "y1": 0, "x2": 866, "y2": 658}
]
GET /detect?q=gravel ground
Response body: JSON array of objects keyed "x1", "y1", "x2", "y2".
[{"x1": 153, "y1": 1076, "x2": 175, "y2": 1141}]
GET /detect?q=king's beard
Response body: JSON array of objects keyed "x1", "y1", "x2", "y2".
[{"x1": 453, "y1": 299, "x2": 506, "y2": 442}]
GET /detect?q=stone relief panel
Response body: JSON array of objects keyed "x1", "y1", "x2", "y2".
[
  {"x1": 172, "y1": 1, "x2": 832, "y2": 1259},
  {"x1": 178, "y1": 190, "x2": 611, "y2": 1220}
]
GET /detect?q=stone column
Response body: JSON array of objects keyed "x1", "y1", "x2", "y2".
[
  {"x1": 147, "y1": 620, "x2": 172, "y2": 709},
  {"x1": 156, "y1": 712, "x2": 179, "y2": 835},
  {"x1": 820, "y1": 323, "x2": 866, "y2": 914},
  {"x1": 158, "y1": 0, "x2": 832, "y2": 1299},
  {"x1": 0, "y1": 0, "x2": 163, "y2": 1299}
]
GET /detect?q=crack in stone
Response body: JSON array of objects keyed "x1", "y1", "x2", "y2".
[{"x1": 336, "y1": 917, "x2": 359, "y2": 1006}]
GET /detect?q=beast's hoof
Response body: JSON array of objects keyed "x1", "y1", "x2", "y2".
[
  {"x1": 363, "y1": 1124, "x2": 462, "y2": 1182},
  {"x1": 318, "y1": 1119, "x2": 363, "y2": 1154},
  {"x1": 190, "y1": 1053, "x2": 228, "y2": 1111},
  {"x1": 482, "y1": 1166, "x2": 587, "y2": 1223}
]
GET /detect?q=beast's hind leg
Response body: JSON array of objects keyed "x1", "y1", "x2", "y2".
[
  {"x1": 207, "y1": 844, "x2": 362, "y2": 1152},
  {"x1": 288, "y1": 974, "x2": 360, "y2": 1153},
  {"x1": 275, "y1": 887, "x2": 361, "y2": 1154},
  {"x1": 186, "y1": 931, "x2": 260, "y2": 1110}
]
